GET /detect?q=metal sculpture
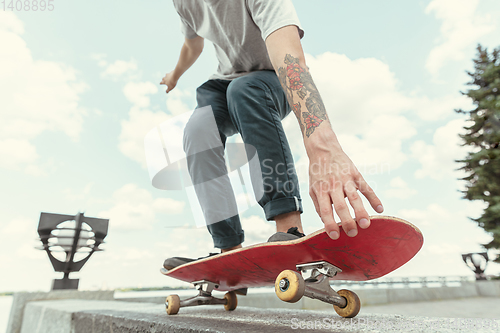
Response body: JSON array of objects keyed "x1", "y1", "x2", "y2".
[{"x1": 36, "y1": 212, "x2": 109, "y2": 290}]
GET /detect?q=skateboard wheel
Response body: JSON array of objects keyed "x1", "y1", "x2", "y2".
[
  {"x1": 166, "y1": 294, "x2": 180, "y2": 315},
  {"x1": 333, "y1": 289, "x2": 361, "y2": 318},
  {"x1": 275, "y1": 270, "x2": 305, "y2": 303},
  {"x1": 224, "y1": 291, "x2": 238, "y2": 311}
]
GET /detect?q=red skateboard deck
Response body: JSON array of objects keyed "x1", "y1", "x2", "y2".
[{"x1": 161, "y1": 215, "x2": 423, "y2": 291}]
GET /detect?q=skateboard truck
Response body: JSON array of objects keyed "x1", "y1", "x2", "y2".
[
  {"x1": 165, "y1": 280, "x2": 237, "y2": 315},
  {"x1": 297, "y1": 261, "x2": 346, "y2": 307},
  {"x1": 275, "y1": 261, "x2": 361, "y2": 318}
]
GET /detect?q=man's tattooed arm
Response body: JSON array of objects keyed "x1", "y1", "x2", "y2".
[
  {"x1": 277, "y1": 54, "x2": 329, "y2": 137},
  {"x1": 266, "y1": 25, "x2": 384, "y2": 241}
]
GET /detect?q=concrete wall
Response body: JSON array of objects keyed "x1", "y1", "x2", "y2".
[
  {"x1": 6, "y1": 290, "x2": 114, "y2": 333},
  {"x1": 19, "y1": 299, "x2": 500, "y2": 333}
]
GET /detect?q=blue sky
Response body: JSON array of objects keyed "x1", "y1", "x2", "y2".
[{"x1": 1, "y1": 0, "x2": 500, "y2": 292}]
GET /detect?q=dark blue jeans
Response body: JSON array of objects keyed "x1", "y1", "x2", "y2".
[{"x1": 183, "y1": 70, "x2": 302, "y2": 249}]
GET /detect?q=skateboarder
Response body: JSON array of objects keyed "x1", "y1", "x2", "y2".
[{"x1": 161, "y1": 0, "x2": 384, "y2": 268}]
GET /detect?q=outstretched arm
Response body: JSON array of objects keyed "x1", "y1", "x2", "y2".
[
  {"x1": 160, "y1": 36, "x2": 204, "y2": 93},
  {"x1": 265, "y1": 25, "x2": 384, "y2": 239}
]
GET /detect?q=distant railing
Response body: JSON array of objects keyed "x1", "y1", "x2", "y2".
[{"x1": 330, "y1": 276, "x2": 481, "y2": 288}]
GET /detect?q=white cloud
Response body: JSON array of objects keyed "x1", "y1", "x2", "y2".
[
  {"x1": 0, "y1": 12, "x2": 86, "y2": 172},
  {"x1": 426, "y1": 243, "x2": 462, "y2": 256},
  {"x1": 425, "y1": 0, "x2": 496, "y2": 77},
  {"x1": 61, "y1": 182, "x2": 101, "y2": 204},
  {"x1": 339, "y1": 114, "x2": 417, "y2": 172},
  {"x1": 0, "y1": 11, "x2": 23, "y2": 34},
  {"x1": 119, "y1": 108, "x2": 169, "y2": 166},
  {"x1": 1, "y1": 217, "x2": 34, "y2": 235},
  {"x1": 411, "y1": 118, "x2": 470, "y2": 180},
  {"x1": 165, "y1": 89, "x2": 193, "y2": 116},
  {"x1": 154, "y1": 228, "x2": 215, "y2": 259},
  {"x1": 119, "y1": 84, "x2": 194, "y2": 167},
  {"x1": 90, "y1": 53, "x2": 107, "y2": 66},
  {"x1": 98, "y1": 184, "x2": 185, "y2": 231},
  {"x1": 0, "y1": 139, "x2": 38, "y2": 170},
  {"x1": 152, "y1": 198, "x2": 185, "y2": 214},
  {"x1": 385, "y1": 177, "x2": 418, "y2": 199},
  {"x1": 306, "y1": 53, "x2": 413, "y2": 135},
  {"x1": 16, "y1": 243, "x2": 45, "y2": 260},
  {"x1": 92, "y1": 54, "x2": 140, "y2": 81},
  {"x1": 102, "y1": 59, "x2": 138, "y2": 80},
  {"x1": 240, "y1": 215, "x2": 276, "y2": 245},
  {"x1": 118, "y1": 81, "x2": 169, "y2": 166},
  {"x1": 0, "y1": 216, "x2": 43, "y2": 266},
  {"x1": 0, "y1": 253, "x2": 13, "y2": 268},
  {"x1": 95, "y1": 59, "x2": 194, "y2": 169},
  {"x1": 123, "y1": 81, "x2": 158, "y2": 108},
  {"x1": 413, "y1": 93, "x2": 473, "y2": 122},
  {"x1": 393, "y1": 201, "x2": 496, "y2": 276},
  {"x1": 24, "y1": 164, "x2": 47, "y2": 177},
  {"x1": 399, "y1": 203, "x2": 454, "y2": 226},
  {"x1": 105, "y1": 247, "x2": 156, "y2": 267}
]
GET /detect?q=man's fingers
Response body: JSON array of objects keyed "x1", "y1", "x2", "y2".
[
  {"x1": 165, "y1": 85, "x2": 175, "y2": 94},
  {"x1": 309, "y1": 189, "x2": 320, "y2": 216},
  {"x1": 316, "y1": 191, "x2": 340, "y2": 239},
  {"x1": 331, "y1": 188, "x2": 358, "y2": 237},
  {"x1": 357, "y1": 178, "x2": 384, "y2": 213},
  {"x1": 344, "y1": 182, "x2": 370, "y2": 230}
]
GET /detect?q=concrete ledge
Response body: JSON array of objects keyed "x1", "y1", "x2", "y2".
[
  {"x1": 21, "y1": 299, "x2": 500, "y2": 333},
  {"x1": 7, "y1": 290, "x2": 114, "y2": 333}
]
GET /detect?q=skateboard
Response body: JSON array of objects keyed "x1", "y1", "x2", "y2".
[{"x1": 160, "y1": 215, "x2": 423, "y2": 317}]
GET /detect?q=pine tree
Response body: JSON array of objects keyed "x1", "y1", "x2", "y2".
[{"x1": 456, "y1": 45, "x2": 500, "y2": 263}]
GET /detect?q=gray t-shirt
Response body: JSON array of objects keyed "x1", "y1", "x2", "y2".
[{"x1": 173, "y1": 0, "x2": 304, "y2": 80}]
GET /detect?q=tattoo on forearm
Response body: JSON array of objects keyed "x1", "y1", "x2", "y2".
[{"x1": 277, "y1": 54, "x2": 328, "y2": 137}]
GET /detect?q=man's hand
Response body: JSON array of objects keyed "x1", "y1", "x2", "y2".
[
  {"x1": 307, "y1": 133, "x2": 384, "y2": 239},
  {"x1": 160, "y1": 71, "x2": 178, "y2": 93},
  {"x1": 160, "y1": 36, "x2": 204, "y2": 93}
]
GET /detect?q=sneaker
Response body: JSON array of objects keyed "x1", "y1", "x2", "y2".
[
  {"x1": 163, "y1": 252, "x2": 219, "y2": 270},
  {"x1": 164, "y1": 254, "x2": 248, "y2": 296},
  {"x1": 267, "y1": 227, "x2": 305, "y2": 242}
]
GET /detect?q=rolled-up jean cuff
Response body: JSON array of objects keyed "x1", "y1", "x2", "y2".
[
  {"x1": 264, "y1": 197, "x2": 303, "y2": 221},
  {"x1": 212, "y1": 232, "x2": 245, "y2": 249}
]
